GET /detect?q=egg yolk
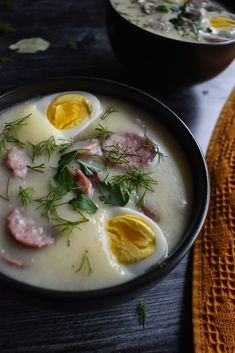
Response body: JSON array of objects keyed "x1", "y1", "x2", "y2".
[
  {"x1": 209, "y1": 16, "x2": 235, "y2": 29},
  {"x1": 106, "y1": 214, "x2": 156, "y2": 265},
  {"x1": 47, "y1": 94, "x2": 92, "y2": 130}
]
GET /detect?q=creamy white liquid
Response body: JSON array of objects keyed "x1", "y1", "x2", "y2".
[{"x1": 0, "y1": 94, "x2": 193, "y2": 290}]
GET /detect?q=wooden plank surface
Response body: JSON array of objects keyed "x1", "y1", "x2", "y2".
[{"x1": 0, "y1": 1, "x2": 234, "y2": 352}]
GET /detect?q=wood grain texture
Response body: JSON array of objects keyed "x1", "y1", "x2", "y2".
[{"x1": 0, "y1": 1, "x2": 234, "y2": 352}]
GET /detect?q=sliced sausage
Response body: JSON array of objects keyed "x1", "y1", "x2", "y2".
[
  {"x1": 70, "y1": 139, "x2": 102, "y2": 156},
  {"x1": 7, "y1": 208, "x2": 54, "y2": 248},
  {"x1": 70, "y1": 167, "x2": 93, "y2": 197},
  {"x1": 5, "y1": 147, "x2": 29, "y2": 179},
  {"x1": 141, "y1": 204, "x2": 160, "y2": 223},
  {"x1": 102, "y1": 132, "x2": 155, "y2": 168},
  {"x1": 0, "y1": 250, "x2": 24, "y2": 268}
]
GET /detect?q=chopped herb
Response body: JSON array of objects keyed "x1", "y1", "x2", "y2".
[
  {"x1": 77, "y1": 160, "x2": 101, "y2": 177},
  {"x1": 0, "y1": 55, "x2": 12, "y2": 64},
  {"x1": 68, "y1": 40, "x2": 78, "y2": 50},
  {"x1": 27, "y1": 163, "x2": 45, "y2": 173},
  {"x1": 29, "y1": 136, "x2": 57, "y2": 162},
  {"x1": 143, "y1": 131, "x2": 166, "y2": 163},
  {"x1": 0, "y1": 177, "x2": 10, "y2": 201},
  {"x1": 136, "y1": 190, "x2": 147, "y2": 209},
  {"x1": 52, "y1": 213, "x2": 88, "y2": 233},
  {"x1": 99, "y1": 181, "x2": 130, "y2": 206},
  {"x1": 0, "y1": 20, "x2": 15, "y2": 34},
  {"x1": 0, "y1": 114, "x2": 31, "y2": 157},
  {"x1": 35, "y1": 191, "x2": 60, "y2": 221},
  {"x1": 100, "y1": 106, "x2": 117, "y2": 120},
  {"x1": 57, "y1": 137, "x2": 74, "y2": 153},
  {"x1": 137, "y1": 299, "x2": 147, "y2": 329},
  {"x1": 57, "y1": 150, "x2": 78, "y2": 170},
  {"x1": 69, "y1": 195, "x2": 98, "y2": 214},
  {"x1": 18, "y1": 186, "x2": 34, "y2": 206},
  {"x1": 95, "y1": 124, "x2": 112, "y2": 142},
  {"x1": 104, "y1": 144, "x2": 137, "y2": 165},
  {"x1": 156, "y1": 5, "x2": 169, "y2": 13},
  {"x1": 75, "y1": 250, "x2": 92, "y2": 276},
  {"x1": 111, "y1": 168, "x2": 158, "y2": 194}
]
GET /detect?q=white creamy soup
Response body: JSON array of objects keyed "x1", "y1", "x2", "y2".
[
  {"x1": 112, "y1": 0, "x2": 235, "y2": 43},
  {"x1": 0, "y1": 91, "x2": 193, "y2": 290}
]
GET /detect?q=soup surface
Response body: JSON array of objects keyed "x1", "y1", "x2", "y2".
[
  {"x1": 0, "y1": 91, "x2": 193, "y2": 290},
  {"x1": 112, "y1": 0, "x2": 235, "y2": 43}
]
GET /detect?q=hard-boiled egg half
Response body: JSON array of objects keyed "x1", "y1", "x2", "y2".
[
  {"x1": 32, "y1": 91, "x2": 101, "y2": 139},
  {"x1": 207, "y1": 15, "x2": 235, "y2": 39},
  {"x1": 99, "y1": 208, "x2": 168, "y2": 276}
]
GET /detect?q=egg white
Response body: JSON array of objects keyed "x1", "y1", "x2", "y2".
[
  {"x1": 32, "y1": 91, "x2": 101, "y2": 139},
  {"x1": 99, "y1": 207, "x2": 168, "y2": 276}
]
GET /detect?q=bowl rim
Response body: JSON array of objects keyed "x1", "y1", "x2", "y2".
[
  {"x1": 108, "y1": 0, "x2": 235, "y2": 47},
  {"x1": 0, "y1": 76, "x2": 210, "y2": 300}
]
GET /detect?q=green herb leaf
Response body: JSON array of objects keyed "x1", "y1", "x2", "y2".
[
  {"x1": 52, "y1": 213, "x2": 88, "y2": 233},
  {"x1": 35, "y1": 191, "x2": 60, "y2": 221},
  {"x1": 0, "y1": 20, "x2": 15, "y2": 34},
  {"x1": 0, "y1": 177, "x2": 10, "y2": 201},
  {"x1": 137, "y1": 299, "x2": 147, "y2": 329},
  {"x1": 95, "y1": 124, "x2": 112, "y2": 142},
  {"x1": 57, "y1": 150, "x2": 78, "y2": 170},
  {"x1": 18, "y1": 186, "x2": 34, "y2": 206},
  {"x1": 100, "y1": 106, "x2": 117, "y2": 120},
  {"x1": 27, "y1": 163, "x2": 45, "y2": 173},
  {"x1": 52, "y1": 167, "x2": 75, "y2": 196},
  {"x1": 77, "y1": 160, "x2": 101, "y2": 177},
  {"x1": 99, "y1": 181, "x2": 129, "y2": 206},
  {"x1": 75, "y1": 250, "x2": 92, "y2": 276},
  {"x1": 156, "y1": 5, "x2": 169, "y2": 12},
  {"x1": 69, "y1": 195, "x2": 98, "y2": 214}
]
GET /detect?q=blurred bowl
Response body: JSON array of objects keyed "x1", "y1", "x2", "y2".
[
  {"x1": 106, "y1": 0, "x2": 235, "y2": 85},
  {"x1": 0, "y1": 77, "x2": 209, "y2": 309}
]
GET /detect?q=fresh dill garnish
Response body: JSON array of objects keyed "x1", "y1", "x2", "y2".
[
  {"x1": 69, "y1": 195, "x2": 98, "y2": 214},
  {"x1": 68, "y1": 40, "x2": 78, "y2": 50},
  {"x1": 0, "y1": 114, "x2": 31, "y2": 157},
  {"x1": 0, "y1": 177, "x2": 10, "y2": 201},
  {"x1": 75, "y1": 250, "x2": 93, "y2": 276},
  {"x1": 136, "y1": 190, "x2": 147, "y2": 209},
  {"x1": 27, "y1": 163, "x2": 45, "y2": 173},
  {"x1": 18, "y1": 186, "x2": 34, "y2": 206},
  {"x1": 52, "y1": 213, "x2": 88, "y2": 233},
  {"x1": 35, "y1": 191, "x2": 60, "y2": 221},
  {"x1": 57, "y1": 137, "x2": 74, "y2": 153},
  {"x1": 143, "y1": 130, "x2": 166, "y2": 163},
  {"x1": 100, "y1": 106, "x2": 117, "y2": 120},
  {"x1": 29, "y1": 136, "x2": 57, "y2": 162},
  {"x1": 0, "y1": 55, "x2": 12, "y2": 64},
  {"x1": 137, "y1": 299, "x2": 147, "y2": 329},
  {"x1": 95, "y1": 124, "x2": 112, "y2": 142},
  {"x1": 0, "y1": 20, "x2": 15, "y2": 34},
  {"x1": 111, "y1": 168, "x2": 158, "y2": 194},
  {"x1": 99, "y1": 181, "x2": 130, "y2": 206},
  {"x1": 104, "y1": 144, "x2": 136, "y2": 165}
]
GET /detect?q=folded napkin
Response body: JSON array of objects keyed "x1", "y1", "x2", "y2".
[{"x1": 193, "y1": 88, "x2": 235, "y2": 353}]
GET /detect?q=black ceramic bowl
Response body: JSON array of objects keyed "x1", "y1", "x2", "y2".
[
  {"x1": 106, "y1": 0, "x2": 235, "y2": 85},
  {"x1": 0, "y1": 77, "x2": 209, "y2": 309}
]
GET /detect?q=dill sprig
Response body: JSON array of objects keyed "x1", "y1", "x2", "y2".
[
  {"x1": 27, "y1": 163, "x2": 45, "y2": 173},
  {"x1": 100, "y1": 106, "x2": 117, "y2": 120},
  {"x1": 0, "y1": 177, "x2": 10, "y2": 201},
  {"x1": 0, "y1": 114, "x2": 31, "y2": 157},
  {"x1": 143, "y1": 130, "x2": 166, "y2": 163},
  {"x1": 52, "y1": 213, "x2": 88, "y2": 233},
  {"x1": 29, "y1": 136, "x2": 57, "y2": 162},
  {"x1": 75, "y1": 250, "x2": 93, "y2": 276},
  {"x1": 103, "y1": 144, "x2": 139, "y2": 165},
  {"x1": 95, "y1": 124, "x2": 112, "y2": 142},
  {"x1": 137, "y1": 299, "x2": 147, "y2": 329},
  {"x1": 18, "y1": 186, "x2": 34, "y2": 206},
  {"x1": 57, "y1": 137, "x2": 74, "y2": 153},
  {"x1": 111, "y1": 168, "x2": 158, "y2": 194},
  {"x1": 35, "y1": 191, "x2": 60, "y2": 221}
]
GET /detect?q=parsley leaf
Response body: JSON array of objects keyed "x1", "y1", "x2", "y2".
[
  {"x1": 99, "y1": 181, "x2": 129, "y2": 206},
  {"x1": 69, "y1": 195, "x2": 98, "y2": 214},
  {"x1": 77, "y1": 160, "x2": 101, "y2": 177}
]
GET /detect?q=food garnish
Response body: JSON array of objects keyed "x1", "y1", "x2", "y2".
[
  {"x1": 100, "y1": 106, "x2": 117, "y2": 120},
  {"x1": 137, "y1": 298, "x2": 147, "y2": 329},
  {"x1": 75, "y1": 250, "x2": 93, "y2": 276}
]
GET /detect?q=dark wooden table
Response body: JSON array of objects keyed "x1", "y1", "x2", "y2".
[{"x1": 0, "y1": 1, "x2": 234, "y2": 352}]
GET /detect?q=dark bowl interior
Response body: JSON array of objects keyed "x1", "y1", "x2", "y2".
[
  {"x1": 0, "y1": 77, "x2": 210, "y2": 309},
  {"x1": 106, "y1": 0, "x2": 235, "y2": 86}
]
